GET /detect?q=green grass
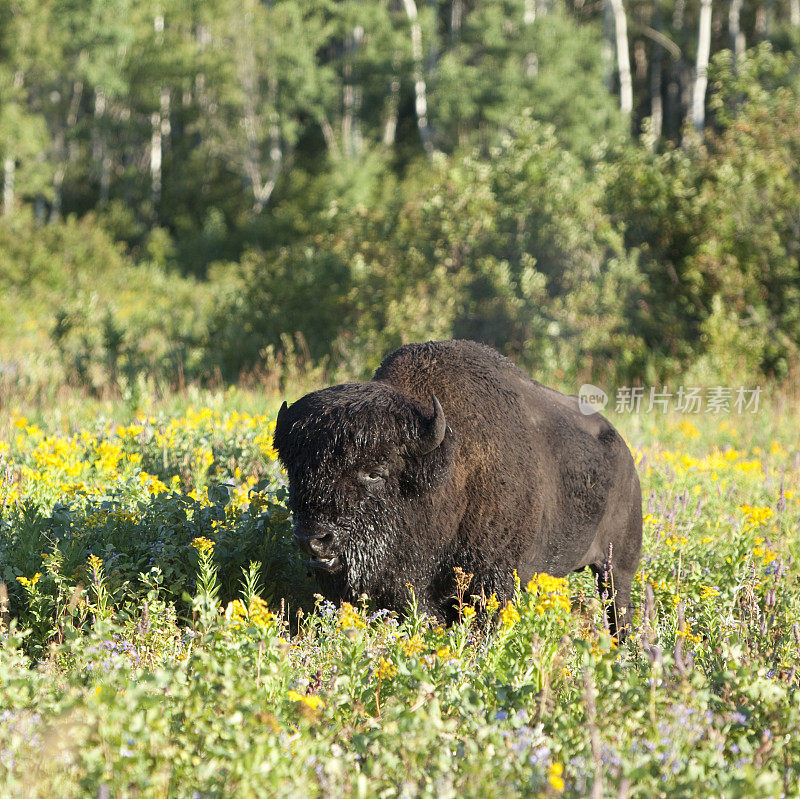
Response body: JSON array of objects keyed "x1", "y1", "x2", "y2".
[{"x1": 0, "y1": 395, "x2": 799, "y2": 797}]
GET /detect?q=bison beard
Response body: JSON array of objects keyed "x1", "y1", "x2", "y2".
[{"x1": 274, "y1": 340, "x2": 642, "y2": 641}]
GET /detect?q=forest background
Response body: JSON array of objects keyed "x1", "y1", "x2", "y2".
[{"x1": 1, "y1": 0, "x2": 799, "y2": 403}]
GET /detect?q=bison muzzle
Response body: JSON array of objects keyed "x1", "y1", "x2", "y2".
[{"x1": 275, "y1": 340, "x2": 642, "y2": 639}]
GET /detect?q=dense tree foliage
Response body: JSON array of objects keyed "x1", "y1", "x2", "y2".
[{"x1": 0, "y1": 1, "x2": 799, "y2": 395}]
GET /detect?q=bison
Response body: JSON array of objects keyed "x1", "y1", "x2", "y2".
[{"x1": 274, "y1": 340, "x2": 642, "y2": 638}]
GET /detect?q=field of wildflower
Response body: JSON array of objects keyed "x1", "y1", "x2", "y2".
[{"x1": 0, "y1": 392, "x2": 799, "y2": 797}]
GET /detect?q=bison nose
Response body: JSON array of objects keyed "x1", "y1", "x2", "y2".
[{"x1": 294, "y1": 530, "x2": 334, "y2": 558}]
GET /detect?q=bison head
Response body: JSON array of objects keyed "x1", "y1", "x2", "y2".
[{"x1": 274, "y1": 382, "x2": 453, "y2": 604}]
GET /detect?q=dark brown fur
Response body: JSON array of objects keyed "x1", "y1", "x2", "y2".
[{"x1": 275, "y1": 340, "x2": 642, "y2": 638}]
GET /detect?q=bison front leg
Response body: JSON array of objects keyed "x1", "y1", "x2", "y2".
[{"x1": 590, "y1": 560, "x2": 634, "y2": 643}]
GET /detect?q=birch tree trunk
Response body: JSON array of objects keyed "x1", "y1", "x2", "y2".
[
  {"x1": 93, "y1": 89, "x2": 112, "y2": 206},
  {"x1": 450, "y1": 0, "x2": 463, "y2": 39},
  {"x1": 402, "y1": 0, "x2": 434, "y2": 156},
  {"x1": 150, "y1": 16, "x2": 168, "y2": 212},
  {"x1": 602, "y1": 0, "x2": 614, "y2": 93},
  {"x1": 650, "y1": 3, "x2": 664, "y2": 142},
  {"x1": 51, "y1": 80, "x2": 83, "y2": 222},
  {"x1": 691, "y1": 0, "x2": 712, "y2": 132},
  {"x1": 236, "y1": 10, "x2": 281, "y2": 213},
  {"x1": 673, "y1": 0, "x2": 686, "y2": 30},
  {"x1": 342, "y1": 26, "x2": 364, "y2": 159},
  {"x1": 383, "y1": 56, "x2": 401, "y2": 146},
  {"x1": 524, "y1": 0, "x2": 538, "y2": 77},
  {"x1": 2, "y1": 156, "x2": 14, "y2": 217},
  {"x1": 50, "y1": 129, "x2": 64, "y2": 222},
  {"x1": 755, "y1": 5, "x2": 767, "y2": 39},
  {"x1": 607, "y1": 0, "x2": 632, "y2": 115},
  {"x1": 791, "y1": 0, "x2": 799, "y2": 26},
  {"x1": 151, "y1": 88, "x2": 171, "y2": 211},
  {"x1": 729, "y1": 0, "x2": 744, "y2": 63},
  {"x1": 150, "y1": 109, "x2": 162, "y2": 209}
]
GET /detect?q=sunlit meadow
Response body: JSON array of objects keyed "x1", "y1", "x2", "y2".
[{"x1": 0, "y1": 395, "x2": 798, "y2": 797}]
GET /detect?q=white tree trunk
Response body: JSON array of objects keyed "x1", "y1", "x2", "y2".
[
  {"x1": 48, "y1": 79, "x2": 83, "y2": 221},
  {"x1": 523, "y1": 0, "x2": 538, "y2": 77},
  {"x1": 673, "y1": 0, "x2": 686, "y2": 30},
  {"x1": 150, "y1": 16, "x2": 166, "y2": 211},
  {"x1": 383, "y1": 61, "x2": 401, "y2": 146},
  {"x1": 320, "y1": 116, "x2": 340, "y2": 158},
  {"x1": 450, "y1": 0, "x2": 463, "y2": 38},
  {"x1": 93, "y1": 89, "x2": 111, "y2": 205},
  {"x1": 791, "y1": 0, "x2": 799, "y2": 27},
  {"x1": 755, "y1": 5, "x2": 767, "y2": 38},
  {"x1": 692, "y1": 0, "x2": 712, "y2": 132},
  {"x1": 2, "y1": 156, "x2": 14, "y2": 217},
  {"x1": 607, "y1": 0, "x2": 633, "y2": 115},
  {"x1": 602, "y1": 1, "x2": 614, "y2": 93},
  {"x1": 150, "y1": 109, "x2": 162, "y2": 207},
  {"x1": 524, "y1": 0, "x2": 536, "y2": 24},
  {"x1": 402, "y1": 0, "x2": 434, "y2": 156},
  {"x1": 51, "y1": 128, "x2": 64, "y2": 222},
  {"x1": 729, "y1": 0, "x2": 745, "y2": 62},
  {"x1": 235, "y1": 10, "x2": 281, "y2": 213},
  {"x1": 342, "y1": 26, "x2": 364, "y2": 159},
  {"x1": 650, "y1": 4, "x2": 665, "y2": 142},
  {"x1": 150, "y1": 88, "x2": 171, "y2": 210}
]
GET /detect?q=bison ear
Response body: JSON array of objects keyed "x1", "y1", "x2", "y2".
[
  {"x1": 408, "y1": 393, "x2": 446, "y2": 457},
  {"x1": 275, "y1": 401, "x2": 289, "y2": 441}
]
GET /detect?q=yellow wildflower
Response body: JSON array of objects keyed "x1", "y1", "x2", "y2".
[
  {"x1": 461, "y1": 605, "x2": 476, "y2": 624},
  {"x1": 499, "y1": 602, "x2": 520, "y2": 629},
  {"x1": 191, "y1": 537, "x2": 215, "y2": 555},
  {"x1": 192, "y1": 447, "x2": 214, "y2": 473},
  {"x1": 227, "y1": 596, "x2": 276, "y2": 629},
  {"x1": 226, "y1": 599, "x2": 247, "y2": 627},
  {"x1": 337, "y1": 602, "x2": 365, "y2": 630},
  {"x1": 678, "y1": 421, "x2": 700, "y2": 439},
  {"x1": 739, "y1": 505, "x2": 773, "y2": 526},
  {"x1": 527, "y1": 573, "x2": 571, "y2": 616},
  {"x1": 401, "y1": 634, "x2": 425, "y2": 657},
  {"x1": 376, "y1": 656, "x2": 397, "y2": 681},
  {"x1": 548, "y1": 762, "x2": 565, "y2": 792},
  {"x1": 677, "y1": 627, "x2": 703, "y2": 644},
  {"x1": 256, "y1": 419, "x2": 279, "y2": 461},
  {"x1": 17, "y1": 573, "x2": 41, "y2": 588},
  {"x1": 248, "y1": 596, "x2": 275, "y2": 627},
  {"x1": 287, "y1": 690, "x2": 325, "y2": 710},
  {"x1": 699, "y1": 586, "x2": 720, "y2": 601}
]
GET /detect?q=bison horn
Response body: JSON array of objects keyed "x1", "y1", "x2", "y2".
[{"x1": 409, "y1": 393, "x2": 446, "y2": 457}]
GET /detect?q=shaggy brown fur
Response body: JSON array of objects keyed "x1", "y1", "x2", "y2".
[{"x1": 275, "y1": 340, "x2": 642, "y2": 639}]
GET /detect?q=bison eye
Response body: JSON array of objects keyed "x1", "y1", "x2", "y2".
[{"x1": 358, "y1": 470, "x2": 387, "y2": 489}]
